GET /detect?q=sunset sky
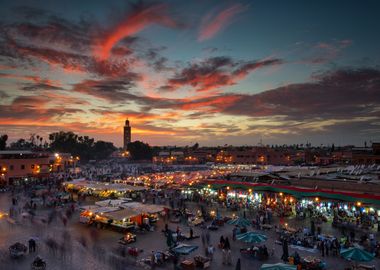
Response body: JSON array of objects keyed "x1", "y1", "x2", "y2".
[{"x1": 0, "y1": 0, "x2": 379, "y2": 147}]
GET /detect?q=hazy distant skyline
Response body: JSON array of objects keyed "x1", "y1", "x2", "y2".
[{"x1": 0, "y1": 0, "x2": 379, "y2": 147}]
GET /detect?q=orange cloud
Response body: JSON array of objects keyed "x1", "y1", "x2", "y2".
[
  {"x1": 198, "y1": 4, "x2": 247, "y2": 42},
  {"x1": 179, "y1": 95, "x2": 242, "y2": 112},
  {"x1": 94, "y1": 4, "x2": 180, "y2": 61},
  {"x1": 0, "y1": 72, "x2": 60, "y2": 87}
]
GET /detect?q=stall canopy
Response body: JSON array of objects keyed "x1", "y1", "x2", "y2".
[
  {"x1": 203, "y1": 180, "x2": 380, "y2": 205},
  {"x1": 340, "y1": 247, "x2": 374, "y2": 262},
  {"x1": 63, "y1": 180, "x2": 146, "y2": 192},
  {"x1": 95, "y1": 199, "x2": 132, "y2": 207},
  {"x1": 260, "y1": 263, "x2": 297, "y2": 270},
  {"x1": 236, "y1": 232, "x2": 267, "y2": 244},
  {"x1": 104, "y1": 208, "x2": 140, "y2": 221},
  {"x1": 227, "y1": 217, "x2": 251, "y2": 227},
  {"x1": 172, "y1": 244, "x2": 198, "y2": 255},
  {"x1": 79, "y1": 205, "x2": 119, "y2": 214},
  {"x1": 123, "y1": 202, "x2": 167, "y2": 213}
]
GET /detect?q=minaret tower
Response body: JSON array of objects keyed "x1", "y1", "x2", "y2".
[{"x1": 123, "y1": 119, "x2": 131, "y2": 149}]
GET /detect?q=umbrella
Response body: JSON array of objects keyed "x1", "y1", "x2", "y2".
[
  {"x1": 340, "y1": 247, "x2": 374, "y2": 262},
  {"x1": 227, "y1": 217, "x2": 251, "y2": 227},
  {"x1": 236, "y1": 232, "x2": 267, "y2": 243},
  {"x1": 172, "y1": 244, "x2": 198, "y2": 255},
  {"x1": 260, "y1": 263, "x2": 297, "y2": 270}
]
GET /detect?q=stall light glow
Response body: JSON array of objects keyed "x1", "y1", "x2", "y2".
[
  {"x1": 279, "y1": 192, "x2": 283, "y2": 196},
  {"x1": 357, "y1": 202, "x2": 362, "y2": 207},
  {"x1": 315, "y1": 197, "x2": 319, "y2": 202},
  {"x1": 327, "y1": 203, "x2": 331, "y2": 208},
  {"x1": 344, "y1": 205, "x2": 348, "y2": 210}
]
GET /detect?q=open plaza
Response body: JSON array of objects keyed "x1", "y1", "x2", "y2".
[{"x1": 0, "y1": 163, "x2": 380, "y2": 270}]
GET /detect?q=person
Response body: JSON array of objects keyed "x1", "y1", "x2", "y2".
[
  {"x1": 207, "y1": 244, "x2": 214, "y2": 261},
  {"x1": 172, "y1": 253, "x2": 179, "y2": 270},
  {"x1": 232, "y1": 226, "x2": 237, "y2": 241},
  {"x1": 226, "y1": 249, "x2": 232, "y2": 265},
  {"x1": 224, "y1": 237, "x2": 231, "y2": 250},
  {"x1": 294, "y1": 250, "x2": 301, "y2": 265},
  {"x1": 281, "y1": 239, "x2": 289, "y2": 262},
  {"x1": 206, "y1": 230, "x2": 210, "y2": 245},
  {"x1": 320, "y1": 240, "x2": 325, "y2": 257},
  {"x1": 28, "y1": 238, "x2": 36, "y2": 253},
  {"x1": 220, "y1": 236, "x2": 225, "y2": 249},
  {"x1": 201, "y1": 231, "x2": 206, "y2": 246},
  {"x1": 150, "y1": 251, "x2": 155, "y2": 266},
  {"x1": 222, "y1": 248, "x2": 227, "y2": 265}
]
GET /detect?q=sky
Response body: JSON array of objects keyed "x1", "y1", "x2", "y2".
[{"x1": 0, "y1": 0, "x2": 379, "y2": 147}]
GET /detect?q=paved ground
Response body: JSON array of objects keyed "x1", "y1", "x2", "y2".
[{"x1": 1, "y1": 192, "x2": 380, "y2": 270}]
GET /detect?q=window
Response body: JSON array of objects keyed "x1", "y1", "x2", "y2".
[
  {"x1": 31, "y1": 164, "x2": 35, "y2": 169},
  {"x1": 21, "y1": 165, "x2": 25, "y2": 170},
  {"x1": 10, "y1": 165, "x2": 14, "y2": 170}
]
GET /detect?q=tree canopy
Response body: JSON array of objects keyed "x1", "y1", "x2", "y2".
[
  {"x1": 0, "y1": 134, "x2": 8, "y2": 150},
  {"x1": 127, "y1": 140, "x2": 153, "y2": 160},
  {"x1": 49, "y1": 131, "x2": 116, "y2": 161}
]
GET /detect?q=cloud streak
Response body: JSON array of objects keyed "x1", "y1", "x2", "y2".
[
  {"x1": 198, "y1": 4, "x2": 247, "y2": 41},
  {"x1": 160, "y1": 57, "x2": 282, "y2": 92},
  {"x1": 94, "y1": 3, "x2": 182, "y2": 61}
]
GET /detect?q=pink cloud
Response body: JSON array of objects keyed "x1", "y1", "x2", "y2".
[
  {"x1": 94, "y1": 4, "x2": 181, "y2": 61},
  {"x1": 198, "y1": 4, "x2": 247, "y2": 42}
]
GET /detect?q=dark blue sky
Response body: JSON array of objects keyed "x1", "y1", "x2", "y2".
[{"x1": 0, "y1": 0, "x2": 379, "y2": 146}]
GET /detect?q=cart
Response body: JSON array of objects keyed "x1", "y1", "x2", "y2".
[
  {"x1": 194, "y1": 255, "x2": 211, "y2": 268},
  {"x1": 118, "y1": 232, "x2": 137, "y2": 245},
  {"x1": 31, "y1": 256, "x2": 46, "y2": 270},
  {"x1": 9, "y1": 242, "x2": 27, "y2": 259}
]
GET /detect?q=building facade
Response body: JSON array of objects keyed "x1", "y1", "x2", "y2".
[
  {"x1": 0, "y1": 151, "x2": 50, "y2": 185},
  {"x1": 0, "y1": 151, "x2": 78, "y2": 185}
]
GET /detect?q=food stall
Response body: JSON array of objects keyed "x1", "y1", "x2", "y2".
[
  {"x1": 63, "y1": 180, "x2": 146, "y2": 199},
  {"x1": 102, "y1": 208, "x2": 140, "y2": 230},
  {"x1": 122, "y1": 202, "x2": 168, "y2": 224},
  {"x1": 79, "y1": 206, "x2": 119, "y2": 224}
]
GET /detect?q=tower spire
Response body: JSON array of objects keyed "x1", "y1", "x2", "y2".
[{"x1": 123, "y1": 119, "x2": 131, "y2": 149}]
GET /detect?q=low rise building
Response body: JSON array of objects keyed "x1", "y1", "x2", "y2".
[{"x1": 0, "y1": 150, "x2": 78, "y2": 185}]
